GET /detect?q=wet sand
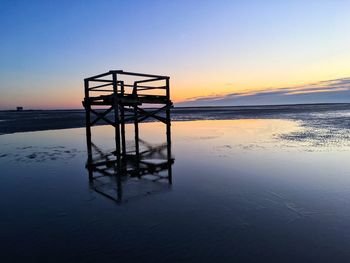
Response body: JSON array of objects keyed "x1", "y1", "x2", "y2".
[
  {"x1": 1, "y1": 103, "x2": 350, "y2": 137},
  {"x1": 1, "y1": 118, "x2": 350, "y2": 262}
]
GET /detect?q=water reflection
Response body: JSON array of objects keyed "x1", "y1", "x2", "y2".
[
  {"x1": 2, "y1": 118, "x2": 350, "y2": 262},
  {"x1": 85, "y1": 138, "x2": 174, "y2": 203}
]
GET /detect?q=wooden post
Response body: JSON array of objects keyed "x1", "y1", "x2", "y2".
[
  {"x1": 120, "y1": 81, "x2": 126, "y2": 161},
  {"x1": 112, "y1": 73, "x2": 122, "y2": 171},
  {"x1": 84, "y1": 79, "x2": 93, "y2": 175},
  {"x1": 165, "y1": 77, "x2": 172, "y2": 184},
  {"x1": 133, "y1": 83, "x2": 140, "y2": 177}
]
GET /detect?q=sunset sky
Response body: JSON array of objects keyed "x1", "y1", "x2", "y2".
[{"x1": 1, "y1": 0, "x2": 350, "y2": 109}]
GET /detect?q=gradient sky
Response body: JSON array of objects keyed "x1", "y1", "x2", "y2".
[{"x1": 1, "y1": 0, "x2": 350, "y2": 109}]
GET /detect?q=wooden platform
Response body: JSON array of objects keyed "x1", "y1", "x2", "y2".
[
  {"x1": 83, "y1": 70, "x2": 173, "y2": 190},
  {"x1": 87, "y1": 94, "x2": 171, "y2": 106}
]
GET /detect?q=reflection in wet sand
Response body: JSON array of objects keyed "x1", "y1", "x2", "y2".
[{"x1": 86, "y1": 139, "x2": 174, "y2": 203}]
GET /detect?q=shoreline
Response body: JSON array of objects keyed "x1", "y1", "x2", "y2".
[{"x1": 0, "y1": 103, "x2": 349, "y2": 135}]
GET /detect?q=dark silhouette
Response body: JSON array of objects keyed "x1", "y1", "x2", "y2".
[
  {"x1": 83, "y1": 70, "x2": 174, "y2": 203},
  {"x1": 85, "y1": 139, "x2": 174, "y2": 203}
]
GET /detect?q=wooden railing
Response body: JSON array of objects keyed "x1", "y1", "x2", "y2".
[{"x1": 84, "y1": 70, "x2": 170, "y2": 102}]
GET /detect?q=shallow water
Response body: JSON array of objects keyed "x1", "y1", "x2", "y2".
[{"x1": 1, "y1": 119, "x2": 350, "y2": 262}]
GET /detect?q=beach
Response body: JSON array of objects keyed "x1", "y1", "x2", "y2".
[
  {"x1": 1, "y1": 103, "x2": 350, "y2": 136},
  {"x1": 1, "y1": 104, "x2": 350, "y2": 262},
  {"x1": 2, "y1": 1, "x2": 350, "y2": 262}
]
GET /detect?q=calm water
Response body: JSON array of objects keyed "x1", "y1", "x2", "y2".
[{"x1": 1, "y1": 120, "x2": 350, "y2": 262}]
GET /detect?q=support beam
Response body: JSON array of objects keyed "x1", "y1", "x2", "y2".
[
  {"x1": 90, "y1": 107, "x2": 114, "y2": 126},
  {"x1": 112, "y1": 72, "x2": 122, "y2": 171},
  {"x1": 84, "y1": 79, "x2": 93, "y2": 172},
  {"x1": 120, "y1": 81, "x2": 126, "y2": 160},
  {"x1": 166, "y1": 78, "x2": 172, "y2": 184}
]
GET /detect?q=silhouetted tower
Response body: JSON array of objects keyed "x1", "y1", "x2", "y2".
[{"x1": 82, "y1": 70, "x2": 173, "y2": 186}]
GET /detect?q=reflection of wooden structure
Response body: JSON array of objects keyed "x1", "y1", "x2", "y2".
[
  {"x1": 82, "y1": 70, "x2": 173, "y2": 202},
  {"x1": 86, "y1": 140, "x2": 174, "y2": 203}
]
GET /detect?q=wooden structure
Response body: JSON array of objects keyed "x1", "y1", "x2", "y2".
[{"x1": 82, "y1": 70, "x2": 173, "y2": 201}]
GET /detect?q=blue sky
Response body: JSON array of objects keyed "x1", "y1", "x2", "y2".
[{"x1": 1, "y1": 0, "x2": 350, "y2": 109}]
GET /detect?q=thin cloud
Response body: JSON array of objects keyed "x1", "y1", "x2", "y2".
[
  {"x1": 285, "y1": 87, "x2": 348, "y2": 95},
  {"x1": 178, "y1": 77, "x2": 350, "y2": 106}
]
